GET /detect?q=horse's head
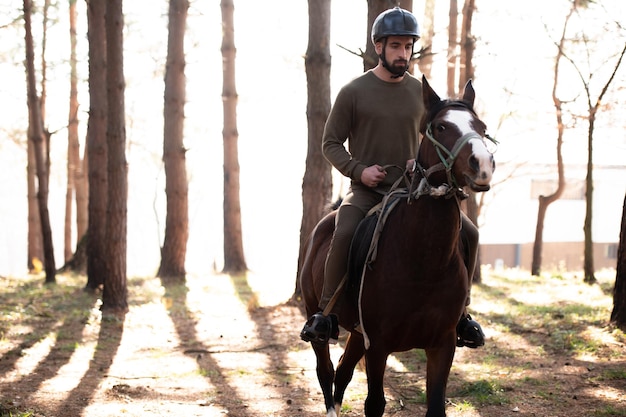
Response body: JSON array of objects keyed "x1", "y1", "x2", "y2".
[{"x1": 416, "y1": 75, "x2": 495, "y2": 193}]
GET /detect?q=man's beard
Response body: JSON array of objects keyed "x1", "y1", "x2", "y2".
[{"x1": 389, "y1": 60, "x2": 409, "y2": 76}]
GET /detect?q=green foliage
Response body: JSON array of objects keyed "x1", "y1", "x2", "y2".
[
  {"x1": 454, "y1": 379, "x2": 510, "y2": 405},
  {"x1": 593, "y1": 406, "x2": 626, "y2": 416},
  {"x1": 598, "y1": 368, "x2": 626, "y2": 380},
  {"x1": 0, "y1": 402, "x2": 36, "y2": 417},
  {"x1": 453, "y1": 400, "x2": 476, "y2": 412}
]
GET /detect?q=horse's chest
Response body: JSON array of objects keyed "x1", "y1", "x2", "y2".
[
  {"x1": 367, "y1": 276, "x2": 466, "y2": 316},
  {"x1": 367, "y1": 279, "x2": 466, "y2": 349}
]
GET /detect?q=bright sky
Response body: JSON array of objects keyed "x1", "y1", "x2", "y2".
[{"x1": 0, "y1": 0, "x2": 625, "y2": 281}]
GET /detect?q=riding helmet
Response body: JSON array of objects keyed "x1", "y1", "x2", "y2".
[{"x1": 371, "y1": 7, "x2": 420, "y2": 45}]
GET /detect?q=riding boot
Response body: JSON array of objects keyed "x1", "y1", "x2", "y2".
[
  {"x1": 456, "y1": 313, "x2": 485, "y2": 348},
  {"x1": 302, "y1": 204, "x2": 365, "y2": 345},
  {"x1": 301, "y1": 247, "x2": 344, "y2": 345},
  {"x1": 301, "y1": 239, "x2": 347, "y2": 345},
  {"x1": 300, "y1": 312, "x2": 339, "y2": 344}
]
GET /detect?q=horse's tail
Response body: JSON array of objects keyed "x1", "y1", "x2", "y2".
[{"x1": 329, "y1": 196, "x2": 343, "y2": 211}]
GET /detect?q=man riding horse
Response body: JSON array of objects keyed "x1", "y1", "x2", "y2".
[{"x1": 299, "y1": 7, "x2": 485, "y2": 349}]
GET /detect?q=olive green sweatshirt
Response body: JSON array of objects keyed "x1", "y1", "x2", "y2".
[{"x1": 322, "y1": 70, "x2": 424, "y2": 192}]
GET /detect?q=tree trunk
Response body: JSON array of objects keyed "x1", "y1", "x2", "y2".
[
  {"x1": 41, "y1": 0, "x2": 52, "y2": 191},
  {"x1": 583, "y1": 39, "x2": 626, "y2": 282},
  {"x1": 531, "y1": 8, "x2": 570, "y2": 276},
  {"x1": 221, "y1": 0, "x2": 247, "y2": 274},
  {"x1": 401, "y1": 0, "x2": 414, "y2": 74},
  {"x1": 457, "y1": 0, "x2": 479, "y2": 282},
  {"x1": 62, "y1": 0, "x2": 88, "y2": 274},
  {"x1": 59, "y1": 232, "x2": 87, "y2": 274},
  {"x1": 365, "y1": 0, "x2": 387, "y2": 72},
  {"x1": 85, "y1": 0, "x2": 108, "y2": 291},
  {"x1": 458, "y1": 0, "x2": 475, "y2": 90},
  {"x1": 101, "y1": 0, "x2": 128, "y2": 315},
  {"x1": 294, "y1": 0, "x2": 332, "y2": 298},
  {"x1": 75, "y1": 147, "x2": 89, "y2": 246},
  {"x1": 610, "y1": 193, "x2": 626, "y2": 330},
  {"x1": 579, "y1": 23, "x2": 625, "y2": 284},
  {"x1": 26, "y1": 0, "x2": 51, "y2": 272},
  {"x1": 27, "y1": 133, "x2": 43, "y2": 271},
  {"x1": 418, "y1": 0, "x2": 436, "y2": 78},
  {"x1": 24, "y1": 0, "x2": 56, "y2": 284},
  {"x1": 40, "y1": 0, "x2": 50, "y2": 123},
  {"x1": 446, "y1": 0, "x2": 458, "y2": 97},
  {"x1": 583, "y1": 111, "x2": 596, "y2": 284},
  {"x1": 158, "y1": 0, "x2": 189, "y2": 284},
  {"x1": 73, "y1": 0, "x2": 88, "y2": 258},
  {"x1": 65, "y1": 0, "x2": 80, "y2": 263},
  {"x1": 532, "y1": 199, "x2": 548, "y2": 276}
]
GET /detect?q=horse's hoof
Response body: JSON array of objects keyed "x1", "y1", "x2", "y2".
[
  {"x1": 456, "y1": 314, "x2": 485, "y2": 348},
  {"x1": 300, "y1": 312, "x2": 338, "y2": 344}
]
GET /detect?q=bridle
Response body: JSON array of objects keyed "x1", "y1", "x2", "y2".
[
  {"x1": 408, "y1": 102, "x2": 496, "y2": 202},
  {"x1": 421, "y1": 124, "x2": 482, "y2": 189}
]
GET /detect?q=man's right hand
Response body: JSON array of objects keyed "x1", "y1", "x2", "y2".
[{"x1": 361, "y1": 165, "x2": 387, "y2": 188}]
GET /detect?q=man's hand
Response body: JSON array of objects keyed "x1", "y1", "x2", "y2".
[
  {"x1": 406, "y1": 159, "x2": 416, "y2": 177},
  {"x1": 361, "y1": 165, "x2": 387, "y2": 188}
]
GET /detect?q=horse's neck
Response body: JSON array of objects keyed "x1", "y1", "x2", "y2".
[
  {"x1": 404, "y1": 197, "x2": 461, "y2": 245},
  {"x1": 415, "y1": 155, "x2": 447, "y2": 188}
]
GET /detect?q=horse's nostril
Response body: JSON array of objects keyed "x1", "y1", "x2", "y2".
[{"x1": 469, "y1": 155, "x2": 479, "y2": 172}]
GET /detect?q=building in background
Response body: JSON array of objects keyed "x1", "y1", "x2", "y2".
[{"x1": 480, "y1": 163, "x2": 624, "y2": 271}]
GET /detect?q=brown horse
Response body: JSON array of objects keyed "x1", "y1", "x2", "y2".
[{"x1": 299, "y1": 75, "x2": 495, "y2": 417}]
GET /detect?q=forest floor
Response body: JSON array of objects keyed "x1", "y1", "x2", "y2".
[{"x1": 0, "y1": 268, "x2": 625, "y2": 417}]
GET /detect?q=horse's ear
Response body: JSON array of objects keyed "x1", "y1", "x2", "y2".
[
  {"x1": 422, "y1": 75, "x2": 441, "y2": 110},
  {"x1": 462, "y1": 79, "x2": 475, "y2": 107}
]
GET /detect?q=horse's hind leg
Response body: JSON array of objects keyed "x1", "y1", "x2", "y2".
[
  {"x1": 363, "y1": 347, "x2": 388, "y2": 417},
  {"x1": 312, "y1": 342, "x2": 337, "y2": 416},
  {"x1": 334, "y1": 332, "x2": 366, "y2": 413}
]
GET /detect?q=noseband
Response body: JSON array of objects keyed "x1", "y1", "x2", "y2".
[{"x1": 422, "y1": 124, "x2": 483, "y2": 187}]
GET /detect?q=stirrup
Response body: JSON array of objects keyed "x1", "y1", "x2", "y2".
[
  {"x1": 456, "y1": 314, "x2": 485, "y2": 348},
  {"x1": 300, "y1": 312, "x2": 339, "y2": 344}
]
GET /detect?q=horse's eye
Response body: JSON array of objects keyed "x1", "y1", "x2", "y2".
[{"x1": 436, "y1": 124, "x2": 446, "y2": 132}]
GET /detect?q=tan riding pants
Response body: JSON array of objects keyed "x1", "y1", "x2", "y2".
[{"x1": 319, "y1": 188, "x2": 382, "y2": 311}]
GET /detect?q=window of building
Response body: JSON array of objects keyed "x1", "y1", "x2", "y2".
[{"x1": 606, "y1": 243, "x2": 618, "y2": 259}]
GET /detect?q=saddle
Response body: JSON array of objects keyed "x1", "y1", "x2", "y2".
[{"x1": 347, "y1": 188, "x2": 408, "y2": 294}]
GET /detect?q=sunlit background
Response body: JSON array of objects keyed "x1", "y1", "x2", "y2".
[{"x1": 1, "y1": 1, "x2": 625, "y2": 300}]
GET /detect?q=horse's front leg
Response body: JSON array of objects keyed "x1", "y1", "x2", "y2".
[
  {"x1": 363, "y1": 347, "x2": 388, "y2": 417},
  {"x1": 333, "y1": 332, "x2": 366, "y2": 414},
  {"x1": 424, "y1": 332, "x2": 456, "y2": 417},
  {"x1": 312, "y1": 341, "x2": 336, "y2": 416}
]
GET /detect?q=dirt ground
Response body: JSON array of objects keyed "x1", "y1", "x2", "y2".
[{"x1": 0, "y1": 270, "x2": 625, "y2": 417}]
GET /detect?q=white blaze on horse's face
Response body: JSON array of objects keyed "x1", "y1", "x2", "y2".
[{"x1": 444, "y1": 109, "x2": 494, "y2": 188}]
